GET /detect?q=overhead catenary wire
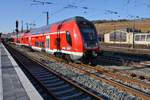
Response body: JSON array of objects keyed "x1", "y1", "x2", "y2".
[{"x1": 30, "y1": 0, "x2": 150, "y2": 23}]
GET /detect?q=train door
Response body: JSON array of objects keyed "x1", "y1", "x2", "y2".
[
  {"x1": 29, "y1": 37, "x2": 31, "y2": 46},
  {"x1": 56, "y1": 24, "x2": 62, "y2": 52},
  {"x1": 45, "y1": 35, "x2": 50, "y2": 53}
]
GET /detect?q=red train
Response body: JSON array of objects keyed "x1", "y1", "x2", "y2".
[{"x1": 13, "y1": 16, "x2": 100, "y2": 63}]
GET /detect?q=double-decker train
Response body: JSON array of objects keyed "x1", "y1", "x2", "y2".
[{"x1": 13, "y1": 16, "x2": 100, "y2": 63}]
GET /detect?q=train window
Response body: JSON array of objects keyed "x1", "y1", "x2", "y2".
[
  {"x1": 35, "y1": 41, "x2": 39, "y2": 47},
  {"x1": 135, "y1": 35, "x2": 140, "y2": 41},
  {"x1": 42, "y1": 42, "x2": 44, "y2": 48},
  {"x1": 66, "y1": 31, "x2": 72, "y2": 46},
  {"x1": 40, "y1": 42, "x2": 44, "y2": 48},
  {"x1": 141, "y1": 35, "x2": 146, "y2": 41},
  {"x1": 46, "y1": 39, "x2": 50, "y2": 48},
  {"x1": 110, "y1": 32, "x2": 127, "y2": 42},
  {"x1": 110, "y1": 32, "x2": 116, "y2": 41},
  {"x1": 115, "y1": 32, "x2": 121, "y2": 41},
  {"x1": 39, "y1": 42, "x2": 41, "y2": 47},
  {"x1": 121, "y1": 32, "x2": 126, "y2": 42},
  {"x1": 147, "y1": 35, "x2": 150, "y2": 41}
]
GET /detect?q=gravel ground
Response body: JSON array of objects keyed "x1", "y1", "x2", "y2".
[
  {"x1": 45, "y1": 61, "x2": 138, "y2": 100},
  {"x1": 14, "y1": 45, "x2": 143, "y2": 100}
]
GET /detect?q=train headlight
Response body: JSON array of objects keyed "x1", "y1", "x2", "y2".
[
  {"x1": 92, "y1": 51, "x2": 98, "y2": 56},
  {"x1": 84, "y1": 43, "x2": 88, "y2": 48},
  {"x1": 95, "y1": 42, "x2": 98, "y2": 46},
  {"x1": 95, "y1": 42, "x2": 99, "y2": 47}
]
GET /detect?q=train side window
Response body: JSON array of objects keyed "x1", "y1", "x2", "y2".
[
  {"x1": 110, "y1": 32, "x2": 117, "y2": 41},
  {"x1": 122, "y1": 33, "x2": 126, "y2": 42},
  {"x1": 141, "y1": 35, "x2": 146, "y2": 41},
  {"x1": 35, "y1": 41, "x2": 39, "y2": 46},
  {"x1": 46, "y1": 39, "x2": 50, "y2": 48},
  {"x1": 135, "y1": 35, "x2": 140, "y2": 41},
  {"x1": 39, "y1": 42, "x2": 44, "y2": 48},
  {"x1": 42, "y1": 42, "x2": 44, "y2": 48},
  {"x1": 66, "y1": 31, "x2": 72, "y2": 46},
  {"x1": 147, "y1": 35, "x2": 150, "y2": 41}
]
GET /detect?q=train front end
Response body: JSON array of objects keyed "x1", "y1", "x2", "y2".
[{"x1": 77, "y1": 18, "x2": 100, "y2": 63}]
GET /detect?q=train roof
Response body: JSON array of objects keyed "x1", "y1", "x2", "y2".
[
  {"x1": 135, "y1": 32, "x2": 150, "y2": 35},
  {"x1": 31, "y1": 16, "x2": 89, "y2": 35},
  {"x1": 31, "y1": 25, "x2": 51, "y2": 35}
]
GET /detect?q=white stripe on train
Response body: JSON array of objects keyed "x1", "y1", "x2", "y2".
[
  {"x1": 31, "y1": 31, "x2": 66, "y2": 37},
  {"x1": 31, "y1": 46, "x2": 83, "y2": 56}
]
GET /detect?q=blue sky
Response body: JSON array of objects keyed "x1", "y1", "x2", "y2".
[{"x1": 0, "y1": 0, "x2": 150, "y2": 33}]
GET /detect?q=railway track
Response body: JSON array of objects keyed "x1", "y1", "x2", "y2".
[
  {"x1": 61, "y1": 63, "x2": 150, "y2": 100},
  {"x1": 38, "y1": 54, "x2": 150, "y2": 100},
  {"x1": 8, "y1": 43, "x2": 150, "y2": 100},
  {"x1": 4, "y1": 43, "x2": 103, "y2": 100},
  {"x1": 100, "y1": 51, "x2": 150, "y2": 66},
  {"x1": 98, "y1": 52, "x2": 150, "y2": 81},
  {"x1": 34, "y1": 49, "x2": 150, "y2": 94},
  {"x1": 34, "y1": 51, "x2": 150, "y2": 100}
]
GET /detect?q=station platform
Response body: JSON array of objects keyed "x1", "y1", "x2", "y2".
[{"x1": 0, "y1": 43, "x2": 43, "y2": 100}]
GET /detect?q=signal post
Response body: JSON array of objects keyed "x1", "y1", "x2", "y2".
[{"x1": 15, "y1": 20, "x2": 19, "y2": 43}]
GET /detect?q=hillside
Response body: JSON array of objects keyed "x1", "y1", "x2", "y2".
[{"x1": 94, "y1": 19, "x2": 150, "y2": 34}]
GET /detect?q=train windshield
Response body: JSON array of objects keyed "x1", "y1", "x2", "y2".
[
  {"x1": 80, "y1": 28, "x2": 97, "y2": 41},
  {"x1": 78, "y1": 21, "x2": 97, "y2": 42}
]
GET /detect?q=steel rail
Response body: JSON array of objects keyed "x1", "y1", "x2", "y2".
[
  {"x1": 9, "y1": 44, "x2": 150, "y2": 100},
  {"x1": 7, "y1": 44, "x2": 103, "y2": 100},
  {"x1": 35, "y1": 51, "x2": 150, "y2": 100},
  {"x1": 69, "y1": 63, "x2": 150, "y2": 100},
  {"x1": 79, "y1": 64, "x2": 150, "y2": 91}
]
